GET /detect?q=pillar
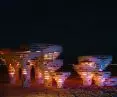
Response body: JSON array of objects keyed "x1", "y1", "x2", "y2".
[
  {"x1": 15, "y1": 63, "x2": 20, "y2": 82},
  {"x1": 9, "y1": 72, "x2": 15, "y2": 84},
  {"x1": 22, "y1": 65, "x2": 31, "y2": 88},
  {"x1": 79, "y1": 72, "x2": 94, "y2": 86},
  {"x1": 8, "y1": 64, "x2": 16, "y2": 84},
  {"x1": 94, "y1": 76, "x2": 105, "y2": 86},
  {"x1": 56, "y1": 79, "x2": 64, "y2": 88},
  {"x1": 21, "y1": 55, "x2": 31, "y2": 88},
  {"x1": 35, "y1": 67, "x2": 44, "y2": 84},
  {"x1": 44, "y1": 71, "x2": 52, "y2": 87},
  {"x1": 82, "y1": 78, "x2": 92, "y2": 86},
  {"x1": 54, "y1": 76, "x2": 65, "y2": 88}
]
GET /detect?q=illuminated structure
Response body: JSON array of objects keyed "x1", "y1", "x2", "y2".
[
  {"x1": 0, "y1": 43, "x2": 70, "y2": 88},
  {"x1": 8, "y1": 64, "x2": 15, "y2": 84},
  {"x1": 93, "y1": 71, "x2": 111, "y2": 86},
  {"x1": 54, "y1": 72, "x2": 71, "y2": 88},
  {"x1": 74, "y1": 60, "x2": 96, "y2": 86},
  {"x1": 0, "y1": 50, "x2": 41, "y2": 87},
  {"x1": 74, "y1": 56, "x2": 117, "y2": 86},
  {"x1": 0, "y1": 45, "x2": 116, "y2": 88}
]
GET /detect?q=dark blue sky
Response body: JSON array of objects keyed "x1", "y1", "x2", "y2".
[{"x1": 0, "y1": 1, "x2": 117, "y2": 64}]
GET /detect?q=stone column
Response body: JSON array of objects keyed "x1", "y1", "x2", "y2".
[
  {"x1": 15, "y1": 64, "x2": 20, "y2": 83},
  {"x1": 79, "y1": 72, "x2": 94, "y2": 86},
  {"x1": 24, "y1": 66, "x2": 31, "y2": 87},
  {"x1": 94, "y1": 76, "x2": 105, "y2": 86},
  {"x1": 9, "y1": 72, "x2": 15, "y2": 84},
  {"x1": 8, "y1": 64, "x2": 16, "y2": 84},
  {"x1": 21, "y1": 55, "x2": 31, "y2": 88},
  {"x1": 15, "y1": 69, "x2": 19, "y2": 82},
  {"x1": 54, "y1": 76, "x2": 65, "y2": 88},
  {"x1": 44, "y1": 71, "x2": 51, "y2": 87},
  {"x1": 56, "y1": 79, "x2": 64, "y2": 88},
  {"x1": 35, "y1": 67, "x2": 44, "y2": 84},
  {"x1": 82, "y1": 78, "x2": 92, "y2": 86}
]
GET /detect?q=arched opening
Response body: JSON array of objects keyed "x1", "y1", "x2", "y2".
[
  {"x1": 0, "y1": 58, "x2": 9, "y2": 83},
  {"x1": 0, "y1": 65, "x2": 9, "y2": 83},
  {"x1": 19, "y1": 68, "x2": 22, "y2": 80},
  {"x1": 30, "y1": 66, "x2": 35, "y2": 81},
  {"x1": 92, "y1": 78, "x2": 95, "y2": 85},
  {"x1": 52, "y1": 78, "x2": 57, "y2": 88}
]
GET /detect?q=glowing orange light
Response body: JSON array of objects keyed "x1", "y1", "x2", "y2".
[
  {"x1": 44, "y1": 75, "x2": 50, "y2": 79},
  {"x1": 58, "y1": 79, "x2": 63, "y2": 82}
]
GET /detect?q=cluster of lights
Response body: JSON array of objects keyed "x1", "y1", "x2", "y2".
[
  {"x1": 57, "y1": 78, "x2": 63, "y2": 82},
  {"x1": 8, "y1": 64, "x2": 15, "y2": 84},
  {"x1": 74, "y1": 61, "x2": 98, "y2": 86},
  {"x1": 44, "y1": 52, "x2": 60, "y2": 60},
  {"x1": 79, "y1": 72, "x2": 94, "y2": 79},
  {"x1": 54, "y1": 73, "x2": 70, "y2": 84},
  {"x1": 9, "y1": 64, "x2": 15, "y2": 75},
  {"x1": 38, "y1": 72, "x2": 42, "y2": 78},
  {"x1": 9, "y1": 72, "x2": 15, "y2": 76},
  {"x1": 53, "y1": 74, "x2": 69, "y2": 88},
  {"x1": 22, "y1": 69, "x2": 27, "y2": 75},
  {"x1": 44, "y1": 71, "x2": 50, "y2": 79},
  {"x1": 75, "y1": 56, "x2": 113, "y2": 86},
  {"x1": 44, "y1": 53, "x2": 53, "y2": 60},
  {"x1": 53, "y1": 52, "x2": 60, "y2": 59},
  {"x1": 44, "y1": 75, "x2": 50, "y2": 79},
  {"x1": 16, "y1": 62, "x2": 20, "y2": 67},
  {"x1": 93, "y1": 76, "x2": 105, "y2": 86},
  {"x1": 4, "y1": 45, "x2": 63, "y2": 87}
]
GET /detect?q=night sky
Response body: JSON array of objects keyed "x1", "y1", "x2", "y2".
[{"x1": 0, "y1": 1, "x2": 117, "y2": 68}]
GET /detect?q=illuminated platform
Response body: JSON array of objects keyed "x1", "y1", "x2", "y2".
[{"x1": 74, "y1": 55, "x2": 117, "y2": 86}]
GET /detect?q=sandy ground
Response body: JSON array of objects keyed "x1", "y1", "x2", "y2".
[{"x1": 0, "y1": 79, "x2": 117, "y2": 97}]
